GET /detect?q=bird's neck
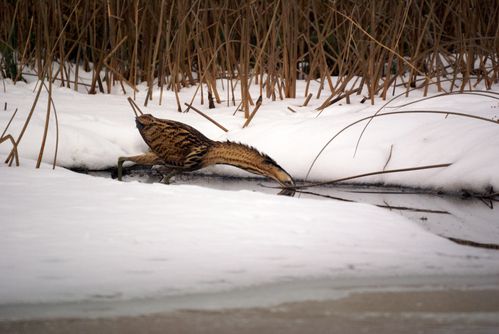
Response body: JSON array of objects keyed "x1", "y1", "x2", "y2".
[{"x1": 203, "y1": 141, "x2": 295, "y2": 188}]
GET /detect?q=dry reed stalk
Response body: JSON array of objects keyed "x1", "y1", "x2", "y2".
[
  {"x1": 240, "y1": 16, "x2": 250, "y2": 118},
  {"x1": 316, "y1": 87, "x2": 361, "y2": 114},
  {"x1": 242, "y1": 96, "x2": 263, "y2": 128},
  {"x1": 301, "y1": 163, "x2": 453, "y2": 189},
  {"x1": 302, "y1": 93, "x2": 313, "y2": 106},
  {"x1": 184, "y1": 103, "x2": 228, "y2": 132},
  {"x1": 0, "y1": 133, "x2": 19, "y2": 166},
  {"x1": 35, "y1": 63, "x2": 53, "y2": 168},
  {"x1": 1, "y1": 0, "x2": 497, "y2": 125},
  {"x1": 0, "y1": 108, "x2": 20, "y2": 166},
  {"x1": 5, "y1": 79, "x2": 43, "y2": 166}
]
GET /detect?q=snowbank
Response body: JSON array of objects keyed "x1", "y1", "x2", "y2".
[
  {"x1": 1, "y1": 163, "x2": 498, "y2": 305},
  {"x1": 1, "y1": 78, "x2": 498, "y2": 192}
]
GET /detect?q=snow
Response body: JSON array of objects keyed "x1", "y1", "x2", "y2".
[
  {"x1": 2, "y1": 78, "x2": 499, "y2": 191},
  {"x1": 1, "y1": 75, "x2": 499, "y2": 316},
  {"x1": 1, "y1": 163, "x2": 498, "y2": 307}
]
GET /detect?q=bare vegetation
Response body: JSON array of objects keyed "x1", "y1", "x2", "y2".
[{"x1": 1, "y1": 0, "x2": 498, "y2": 111}]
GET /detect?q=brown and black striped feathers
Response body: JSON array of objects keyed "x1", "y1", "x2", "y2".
[
  {"x1": 135, "y1": 114, "x2": 213, "y2": 171},
  {"x1": 134, "y1": 114, "x2": 295, "y2": 195}
]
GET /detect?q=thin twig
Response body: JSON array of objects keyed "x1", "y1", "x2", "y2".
[
  {"x1": 305, "y1": 110, "x2": 499, "y2": 181},
  {"x1": 184, "y1": 103, "x2": 228, "y2": 132},
  {"x1": 300, "y1": 163, "x2": 452, "y2": 189}
]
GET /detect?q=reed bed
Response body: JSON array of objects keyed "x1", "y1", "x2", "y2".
[{"x1": 0, "y1": 0, "x2": 498, "y2": 111}]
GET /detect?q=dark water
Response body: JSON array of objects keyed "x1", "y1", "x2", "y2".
[{"x1": 82, "y1": 166, "x2": 499, "y2": 248}]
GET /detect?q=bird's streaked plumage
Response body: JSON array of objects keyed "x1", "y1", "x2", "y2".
[{"x1": 118, "y1": 114, "x2": 295, "y2": 196}]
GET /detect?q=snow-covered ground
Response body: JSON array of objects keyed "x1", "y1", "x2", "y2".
[
  {"x1": 1, "y1": 75, "x2": 499, "y2": 319},
  {"x1": 2, "y1": 77, "x2": 499, "y2": 191}
]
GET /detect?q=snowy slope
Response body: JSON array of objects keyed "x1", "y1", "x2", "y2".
[
  {"x1": 1, "y1": 163, "x2": 498, "y2": 306},
  {"x1": 1, "y1": 78, "x2": 498, "y2": 192}
]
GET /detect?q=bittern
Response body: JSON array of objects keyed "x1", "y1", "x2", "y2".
[{"x1": 118, "y1": 114, "x2": 295, "y2": 196}]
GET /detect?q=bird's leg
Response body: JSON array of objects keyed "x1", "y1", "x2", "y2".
[
  {"x1": 117, "y1": 156, "x2": 126, "y2": 181},
  {"x1": 161, "y1": 170, "x2": 180, "y2": 184},
  {"x1": 117, "y1": 151, "x2": 163, "y2": 181},
  {"x1": 152, "y1": 166, "x2": 179, "y2": 184}
]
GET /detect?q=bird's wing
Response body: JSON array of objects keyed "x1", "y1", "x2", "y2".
[{"x1": 142, "y1": 123, "x2": 209, "y2": 170}]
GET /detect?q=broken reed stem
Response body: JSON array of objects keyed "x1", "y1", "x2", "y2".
[
  {"x1": 242, "y1": 96, "x2": 263, "y2": 128},
  {"x1": 444, "y1": 236, "x2": 499, "y2": 250},
  {"x1": 299, "y1": 163, "x2": 453, "y2": 189},
  {"x1": 184, "y1": 103, "x2": 228, "y2": 132},
  {"x1": 0, "y1": 134, "x2": 20, "y2": 166},
  {"x1": 302, "y1": 93, "x2": 313, "y2": 106},
  {"x1": 295, "y1": 189, "x2": 450, "y2": 214},
  {"x1": 1, "y1": 108, "x2": 20, "y2": 166},
  {"x1": 1, "y1": 108, "x2": 18, "y2": 139},
  {"x1": 316, "y1": 88, "x2": 361, "y2": 114}
]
